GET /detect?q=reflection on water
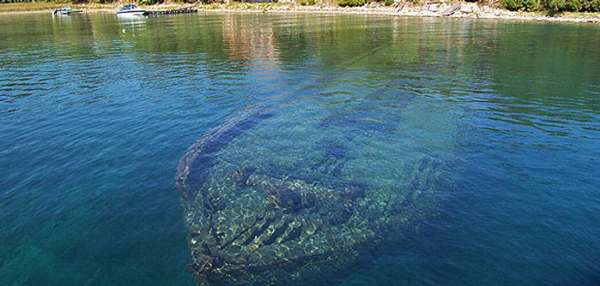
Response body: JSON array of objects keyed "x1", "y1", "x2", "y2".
[
  {"x1": 117, "y1": 15, "x2": 147, "y2": 35},
  {"x1": 1, "y1": 12, "x2": 600, "y2": 286},
  {"x1": 222, "y1": 14, "x2": 280, "y2": 65}
]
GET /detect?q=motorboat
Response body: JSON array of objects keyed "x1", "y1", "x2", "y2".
[{"x1": 117, "y1": 4, "x2": 146, "y2": 16}]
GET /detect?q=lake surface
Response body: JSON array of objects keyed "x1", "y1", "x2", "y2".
[{"x1": 1, "y1": 12, "x2": 600, "y2": 286}]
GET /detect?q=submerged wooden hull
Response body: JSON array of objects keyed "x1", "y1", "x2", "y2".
[{"x1": 175, "y1": 108, "x2": 452, "y2": 285}]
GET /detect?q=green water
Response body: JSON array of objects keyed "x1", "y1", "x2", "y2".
[{"x1": 1, "y1": 12, "x2": 600, "y2": 285}]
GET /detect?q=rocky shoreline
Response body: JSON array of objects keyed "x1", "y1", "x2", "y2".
[
  {"x1": 195, "y1": 3, "x2": 600, "y2": 23},
  {"x1": 2, "y1": 2, "x2": 599, "y2": 24}
]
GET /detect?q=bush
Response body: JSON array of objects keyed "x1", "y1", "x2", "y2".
[
  {"x1": 585, "y1": 0, "x2": 600, "y2": 11},
  {"x1": 501, "y1": 0, "x2": 537, "y2": 11},
  {"x1": 547, "y1": 0, "x2": 600, "y2": 11},
  {"x1": 566, "y1": 0, "x2": 583, "y2": 10},
  {"x1": 338, "y1": 0, "x2": 366, "y2": 6},
  {"x1": 299, "y1": 0, "x2": 315, "y2": 5},
  {"x1": 502, "y1": 0, "x2": 600, "y2": 12},
  {"x1": 384, "y1": 0, "x2": 394, "y2": 5},
  {"x1": 139, "y1": 0, "x2": 159, "y2": 4},
  {"x1": 541, "y1": 0, "x2": 565, "y2": 12}
]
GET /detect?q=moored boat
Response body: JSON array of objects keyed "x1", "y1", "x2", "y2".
[
  {"x1": 117, "y1": 4, "x2": 146, "y2": 16},
  {"x1": 52, "y1": 7, "x2": 82, "y2": 16}
]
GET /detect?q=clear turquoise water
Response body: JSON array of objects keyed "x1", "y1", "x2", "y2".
[{"x1": 1, "y1": 12, "x2": 600, "y2": 285}]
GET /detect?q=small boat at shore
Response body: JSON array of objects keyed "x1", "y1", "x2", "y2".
[
  {"x1": 117, "y1": 4, "x2": 146, "y2": 16},
  {"x1": 52, "y1": 7, "x2": 82, "y2": 16}
]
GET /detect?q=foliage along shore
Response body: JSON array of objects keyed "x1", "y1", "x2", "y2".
[{"x1": 1, "y1": 2, "x2": 599, "y2": 23}]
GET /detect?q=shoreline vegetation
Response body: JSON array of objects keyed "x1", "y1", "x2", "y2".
[{"x1": 1, "y1": 2, "x2": 599, "y2": 23}]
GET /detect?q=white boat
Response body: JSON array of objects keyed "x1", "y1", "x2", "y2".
[{"x1": 117, "y1": 4, "x2": 146, "y2": 16}]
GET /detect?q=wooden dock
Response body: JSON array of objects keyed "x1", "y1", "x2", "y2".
[{"x1": 145, "y1": 7, "x2": 198, "y2": 16}]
